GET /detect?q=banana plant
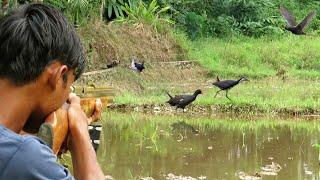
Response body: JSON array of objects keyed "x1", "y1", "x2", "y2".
[
  {"x1": 121, "y1": 0, "x2": 172, "y2": 28},
  {"x1": 105, "y1": 0, "x2": 124, "y2": 18},
  {"x1": 67, "y1": 0, "x2": 89, "y2": 26}
]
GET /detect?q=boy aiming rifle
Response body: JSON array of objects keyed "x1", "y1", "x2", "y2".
[{"x1": 0, "y1": 3, "x2": 104, "y2": 180}]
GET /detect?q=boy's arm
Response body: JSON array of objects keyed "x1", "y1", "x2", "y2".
[{"x1": 67, "y1": 93, "x2": 104, "y2": 180}]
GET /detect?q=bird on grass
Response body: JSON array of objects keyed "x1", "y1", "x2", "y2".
[
  {"x1": 166, "y1": 89, "x2": 202, "y2": 111},
  {"x1": 105, "y1": 60, "x2": 119, "y2": 69},
  {"x1": 279, "y1": 6, "x2": 316, "y2": 35},
  {"x1": 130, "y1": 56, "x2": 145, "y2": 72},
  {"x1": 212, "y1": 76, "x2": 248, "y2": 100}
]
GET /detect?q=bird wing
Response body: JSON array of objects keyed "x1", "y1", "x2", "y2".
[
  {"x1": 175, "y1": 95, "x2": 186, "y2": 102},
  {"x1": 180, "y1": 95, "x2": 195, "y2": 102},
  {"x1": 134, "y1": 63, "x2": 144, "y2": 72},
  {"x1": 134, "y1": 63, "x2": 141, "y2": 68},
  {"x1": 179, "y1": 97, "x2": 185, "y2": 102},
  {"x1": 297, "y1": 11, "x2": 316, "y2": 31},
  {"x1": 167, "y1": 95, "x2": 184, "y2": 104},
  {"x1": 279, "y1": 6, "x2": 297, "y2": 26},
  {"x1": 213, "y1": 80, "x2": 238, "y2": 89}
]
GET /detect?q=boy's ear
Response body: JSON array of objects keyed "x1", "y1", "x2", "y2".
[{"x1": 47, "y1": 62, "x2": 68, "y2": 89}]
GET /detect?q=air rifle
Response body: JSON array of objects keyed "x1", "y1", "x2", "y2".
[{"x1": 37, "y1": 86, "x2": 113, "y2": 155}]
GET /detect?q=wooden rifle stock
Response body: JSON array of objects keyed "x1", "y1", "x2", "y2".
[{"x1": 38, "y1": 86, "x2": 113, "y2": 155}]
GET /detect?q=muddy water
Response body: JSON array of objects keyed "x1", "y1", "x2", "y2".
[{"x1": 95, "y1": 112, "x2": 320, "y2": 180}]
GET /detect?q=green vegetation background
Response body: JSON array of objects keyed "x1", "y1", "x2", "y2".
[{"x1": 2, "y1": 0, "x2": 320, "y2": 113}]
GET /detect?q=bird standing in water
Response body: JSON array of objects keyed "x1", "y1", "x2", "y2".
[
  {"x1": 131, "y1": 56, "x2": 145, "y2": 72},
  {"x1": 212, "y1": 76, "x2": 248, "y2": 100},
  {"x1": 279, "y1": 6, "x2": 316, "y2": 35},
  {"x1": 166, "y1": 89, "x2": 202, "y2": 110}
]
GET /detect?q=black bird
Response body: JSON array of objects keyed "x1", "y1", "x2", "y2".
[
  {"x1": 212, "y1": 76, "x2": 248, "y2": 100},
  {"x1": 105, "y1": 60, "x2": 119, "y2": 69},
  {"x1": 279, "y1": 6, "x2": 316, "y2": 35},
  {"x1": 131, "y1": 56, "x2": 145, "y2": 72},
  {"x1": 166, "y1": 89, "x2": 202, "y2": 110}
]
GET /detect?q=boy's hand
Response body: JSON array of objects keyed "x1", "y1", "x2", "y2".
[{"x1": 66, "y1": 93, "x2": 102, "y2": 151}]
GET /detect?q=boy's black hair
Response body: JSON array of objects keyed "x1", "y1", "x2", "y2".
[{"x1": 0, "y1": 3, "x2": 85, "y2": 85}]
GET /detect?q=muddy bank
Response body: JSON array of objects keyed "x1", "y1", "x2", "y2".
[
  {"x1": 79, "y1": 22, "x2": 186, "y2": 71},
  {"x1": 107, "y1": 103, "x2": 320, "y2": 116}
]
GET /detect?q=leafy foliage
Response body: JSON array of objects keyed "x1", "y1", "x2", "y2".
[
  {"x1": 105, "y1": 0, "x2": 124, "y2": 18},
  {"x1": 67, "y1": 0, "x2": 89, "y2": 25},
  {"x1": 120, "y1": 0, "x2": 172, "y2": 31},
  {"x1": 1, "y1": 0, "x2": 319, "y2": 37},
  {"x1": 184, "y1": 12, "x2": 205, "y2": 40},
  {"x1": 156, "y1": 0, "x2": 319, "y2": 38},
  {"x1": 44, "y1": 0, "x2": 68, "y2": 11}
]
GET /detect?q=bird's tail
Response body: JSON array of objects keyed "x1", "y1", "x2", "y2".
[
  {"x1": 216, "y1": 76, "x2": 220, "y2": 82},
  {"x1": 166, "y1": 91, "x2": 173, "y2": 99}
]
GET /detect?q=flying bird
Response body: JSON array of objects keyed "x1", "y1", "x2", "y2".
[
  {"x1": 212, "y1": 76, "x2": 248, "y2": 100},
  {"x1": 279, "y1": 6, "x2": 316, "y2": 35},
  {"x1": 166, "y1": 89, "x2": 202, "y2": 110},
  {"x1": 131, "y1": 56, "x2": 145, "y2": 72}
]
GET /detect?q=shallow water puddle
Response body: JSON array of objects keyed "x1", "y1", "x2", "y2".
[{"x1": 94, "y1": 112, "x2": 320, "y2": 180}]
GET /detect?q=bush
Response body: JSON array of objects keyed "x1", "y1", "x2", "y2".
[{"x1": 184, "y1": 12, "x2": 205, "y2": 39}]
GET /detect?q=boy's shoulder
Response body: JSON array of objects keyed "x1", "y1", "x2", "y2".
[{"x1": 0, "y1": 125, "x2": 73, "y2": 180}]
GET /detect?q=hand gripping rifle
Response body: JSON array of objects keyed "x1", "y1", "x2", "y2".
[{"x1": 37, "y1": 86, "x2": 113, "y2": 155}]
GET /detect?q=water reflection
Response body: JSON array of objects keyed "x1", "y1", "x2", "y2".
[{"x1": 97, "y1": 112, "x2": 320, "y2": 180}]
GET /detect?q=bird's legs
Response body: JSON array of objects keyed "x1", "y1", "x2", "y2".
[
  {"x1": 214, "y1": 90, "x2": 222, "y2": 98},
  {"x1": 226, "y1": 90, "x2": 232, "y2": 101}
]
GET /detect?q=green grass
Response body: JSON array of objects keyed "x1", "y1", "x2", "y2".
[
  {"x1": 114, "y1": 78, "x2": 320, "y2": 114},
  {"x1": 80, "y1": 29, "x2": 320, "y2": 114},
  {"x1": 189, "y1": 35, "x2": 320, "y2": 79},
  {"x1": 112, "y1": 35, "x2": 320, "y2": 114}
]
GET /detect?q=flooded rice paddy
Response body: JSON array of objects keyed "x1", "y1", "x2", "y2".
[{"x1": 92, "y1": 112, "x2": 320, "y2": 179}]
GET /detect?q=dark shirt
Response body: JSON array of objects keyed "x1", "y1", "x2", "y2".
[{"x1": 0, "y1": 125, "x2": 74, "y2": 180}]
